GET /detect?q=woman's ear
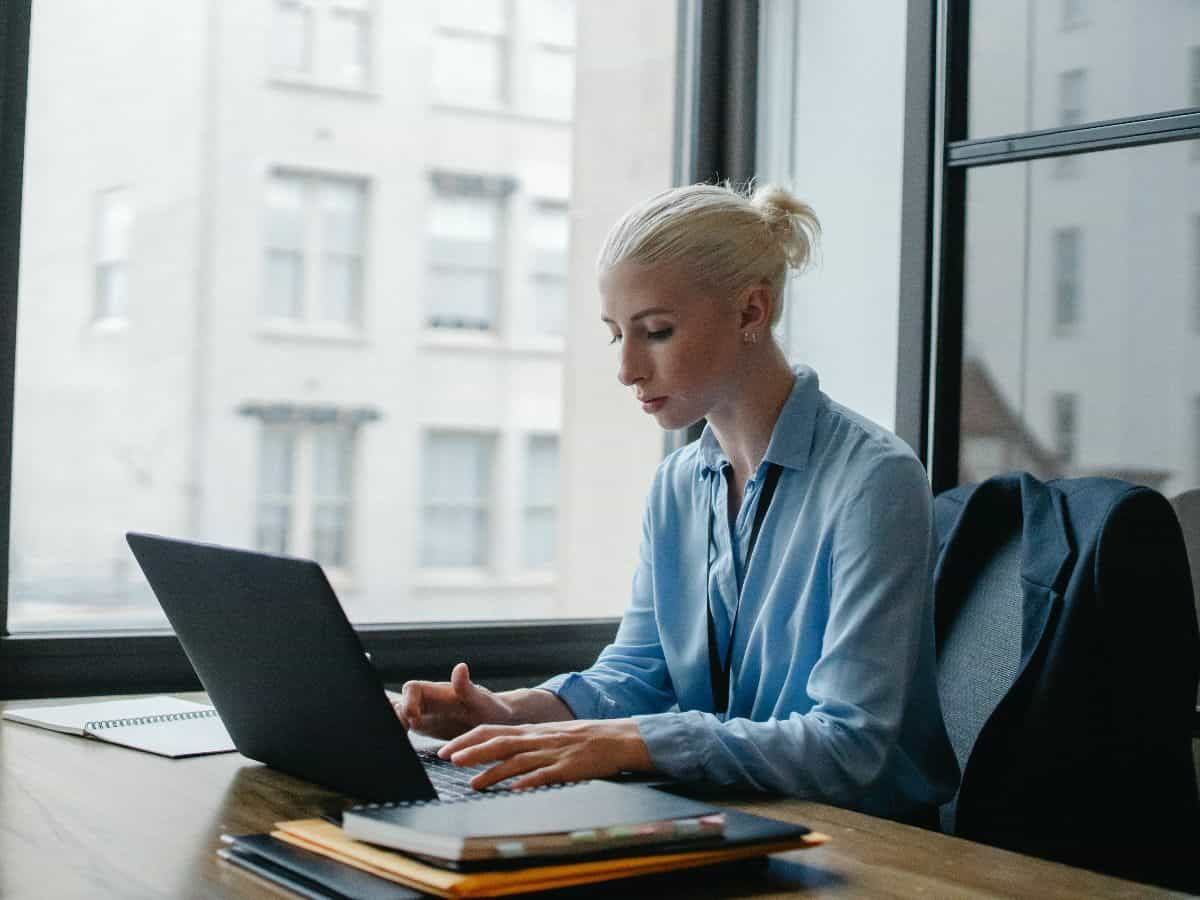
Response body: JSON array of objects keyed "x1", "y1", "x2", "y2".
[{"x1": 738, "y1": 283, "x2": 773, "y2": 331}]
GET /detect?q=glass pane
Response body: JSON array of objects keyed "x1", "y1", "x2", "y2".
[
  {"x1": 424, "y1": 432, "x2": 493, "y2": 505},
  {"x1": 329, "y1": 10, "x2": 369, "y2": 86},
  {"x1": 428, "y1": 267, "x2": 496, "y2": 329},
  {"x1": 967, "y1": 1, "x2": 1200, "y2": 139},
  {"x1": 421, "y1": 509, "x2": 488, "y2": 568},
  {"x1": 266, "y1": 176, "x2": 305, "y2": 249},
  {"x1": 523, "y1": 509, "x2": 557, "y2": 568},
  {"x1": 320, "y1": 254, "x2": 359, "y2": 322},
  {"x1": 10, "y1": 0, "x2": 676, "y2": 628},
  {"x1": 313, "y1": 427, "x2": 352, "y2": 498},
  {"x1": 959, "y1": 142, "x2": 1200, "y2": 495},
  {"x1": 313, "y1": 502, "x2": 348, "y2": 568},
  {"x1": 523, "y1": 0, "x2": 575, "y2": 47},
  {"x1": 272, "y1": 1, "x2": 311, "y2": 73},
  {"x1": 264, "y1": 250, "x2": 303, "y2": 318}
]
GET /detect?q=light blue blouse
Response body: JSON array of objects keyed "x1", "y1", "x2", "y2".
[{"x1": 539, "y1": 366, "x2": 959, "y2": 822}]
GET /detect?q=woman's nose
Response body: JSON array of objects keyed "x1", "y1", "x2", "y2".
[{"x1": 616, "y1": 342, "x2": 643, "y2": 387}]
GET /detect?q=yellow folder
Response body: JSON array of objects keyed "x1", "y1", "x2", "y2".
[{"x1": 272, "y1": 818, "x2": 829, "y2": 899}]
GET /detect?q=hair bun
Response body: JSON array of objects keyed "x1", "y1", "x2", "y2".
[{"x1": 750, "y1": 184, "x2": 820, "y2": 271}]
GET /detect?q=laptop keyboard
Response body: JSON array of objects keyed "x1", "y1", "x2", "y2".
[{"x1": 419, "y1": 751, "x2": 514, "y2": 802}]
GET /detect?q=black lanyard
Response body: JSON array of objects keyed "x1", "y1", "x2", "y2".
[{"x1": 706, "y1": 462, "x2": 783, "y2": 714}]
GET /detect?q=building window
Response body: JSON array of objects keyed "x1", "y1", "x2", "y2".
[
  {"x1": 1055, "y1": 69, "x2": 1087, "y2": 177},
  {"x1": 94, "y1": 188, "x2": 132, "y2": 323},
  {"x1": 1193, "y1": 214, "x2": 1200, "y2": 332},
  {"x1": 262, "y1": 171, "x2": 366, "y2": 326},
  {"x1": 1061, "y1": 0, "x2": 1087, "y2": 30},
  {"x1": 270, "y1": 0, "x2": 371, "y2": 89},
  {"x1": 427, "y1": 173, "x2": 513, "y2": 331},
  {"x1": 255, "y1": 422, "x2": 356, "y2": 570},
  {"x1": 434, "y1": 0, "x2": 509, "y2": 107},
  {"x1": 1052, "y1": 393, "x2": 1078, "y2": 464},
  {"x1": 272, "y1": 0, "x2": 312, "y2": 75},
  {"x1": 523, "y1": 435, "x2": 559, "y2": 568},
  {"x1": 527, "y1": 200, "x2": 569, "y2": 336},
  {"x1": 1053, "y1": 226, "x2": 1082, "y2": 333},
  {"x1": 421, "y1": 431, "x2": 495, "y2": 568},
  {"x1": 1190, "y1": 47, "x2": 1200, "y2": 161}
]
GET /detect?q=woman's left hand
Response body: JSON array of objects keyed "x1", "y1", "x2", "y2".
[{"x1": 437, "y1": 719, "x2": 654, "y2": 791}]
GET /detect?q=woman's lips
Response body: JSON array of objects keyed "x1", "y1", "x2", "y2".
[{"x1": 640, "y1": 396, "x2": 667, "y2": 413}]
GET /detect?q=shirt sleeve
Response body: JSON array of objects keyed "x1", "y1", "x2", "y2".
[
  {"x1": 633, "y1": 455, "x2": 934, "y2": 805},
  {"x1": 536, "y1": 484, "x2": 678, "y2": 719}
]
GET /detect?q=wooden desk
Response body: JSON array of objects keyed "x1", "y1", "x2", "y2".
[{"x1": 0, "y1": 699, "x2": 1183, "y2": 899}]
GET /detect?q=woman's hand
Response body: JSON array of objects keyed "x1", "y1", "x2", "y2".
[
  {"x1": 394, "y1": 662, "x2": 515, "y2": 740},
  {"x1": 437, "y1": 719, "x2": 654, "y2": 790}
]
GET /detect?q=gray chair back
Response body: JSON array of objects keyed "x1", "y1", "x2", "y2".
[{"x1": 935, "y1": 531, "x2": 1023, "y2": 834}]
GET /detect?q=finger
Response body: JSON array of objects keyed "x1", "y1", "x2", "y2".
[
  {"x1": 450, "y1": 733, "x2": 549, "y2": 767},
  {"x1": 438, "y1": 723, "x2": 525, "y2": 758},
  {"x1": 450, "y1": 662, "x2": 474, "y2": 700},
  {"x1": 470, "y1": 751, "x2": 555, "y2": 791},
  {"x1": 508, "y1": 763, "x2": 572, "y2": 791}
]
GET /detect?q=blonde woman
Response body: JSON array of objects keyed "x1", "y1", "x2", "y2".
[{"x1": 397, "y1": 183, "x2": 958, "y2": 825}]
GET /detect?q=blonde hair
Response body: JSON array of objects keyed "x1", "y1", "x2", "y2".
[{"x1": 597, "y1": 182, "x2": 820, "y2": 326}]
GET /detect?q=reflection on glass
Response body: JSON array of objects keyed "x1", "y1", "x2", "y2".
[
  {"x1": 10, "y1": 1, "x2": 675, "y2": 629},
  {"x1": 968, "y1": 1, "x2": 1200, "y2": 138},
  {"x1": 959, "y1": 142, "x2": 1200, "y2": 495}
]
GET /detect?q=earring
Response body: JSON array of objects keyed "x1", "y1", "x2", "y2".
[{"x1": 743, "y1": 331, "x2": 758, "y2": 345}]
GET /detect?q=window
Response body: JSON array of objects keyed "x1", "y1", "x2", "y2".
[
  {"x1": 426, "y1": 174, "x2": 510, "y2": 331},
  {"x1": 262, "y1": 172, "x2": 366, "y2": 326},
  {"x1": 1062, "y1": 0, "x2": 1087, "y2": 31},
  {"x1": 271, "y1": 1, "x2": 312, "y2": 74},
  {"x1": 94, "y1": 188, "x2": 132, "y2": 323},
  {"x1": 938, "y1": 3, "x2": 1200, "y2": 499},
  {"x1": 526, "y1": 1, "x2": 577, "y2": 120},
  {"x1": 1053, "y1": 227, "x2": 1082, "y2": 333},
  {"x1": 254, "y1": 422, "x2": 356, "y2": 571},
  {"x1": 1055, "y1": 70, "x2": 1086, "y2": 177},
  {"x1": 523, "y1": 435, "x2": 559, "y2": 568},
  {"x1": 527, "y1": 200, "x2": 569, "y2": 337},
  {"x1": 1194, "y1": 214, "x2": 1200, "y2": 332},
  {"x1": 1051, "y1": 393, "x2": 1078, "y2": 464},
  {"x1": 3, "y1": 0, "x2": 678, "y2": 681},
  {"x1": 421, "y1": 432, "x2": 495, "y2": 568},
  {"x1": 434, "y1": 0, "x2": 509, "y2": 107},
  {"x1": 270, "y1": 0, "x2": 371, "y2": 89}
]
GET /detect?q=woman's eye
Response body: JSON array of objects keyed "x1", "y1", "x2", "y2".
[
  {"x1": 608, "y1": 334, "x2": 622, "y2": 345},
  {"x1": 647, "y1": 328, "x2": 674, "y2": 341}
]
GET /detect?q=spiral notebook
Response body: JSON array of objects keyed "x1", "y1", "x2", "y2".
[{"x1": 2, "y1": 695, "x2": 236, "y2": 758}]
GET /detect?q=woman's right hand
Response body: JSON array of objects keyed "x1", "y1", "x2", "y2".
[{"x1": 393, "y1": 662, "x2": 516, "y2": 739}]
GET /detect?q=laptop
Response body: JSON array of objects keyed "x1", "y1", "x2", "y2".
[{"x1": 126, "y1": 531, "x2": 524, "y2": 803}]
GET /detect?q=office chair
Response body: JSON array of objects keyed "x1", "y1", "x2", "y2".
[
  {"x1": 932, "y1": 473, "x2": 1200, "y2": 891},
  {"x1": 1169, "y1": 488, "x2": 1200, "y2": 715}
]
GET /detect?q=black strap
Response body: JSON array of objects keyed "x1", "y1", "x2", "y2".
[{"x1": 706, "y1": 462, "x2": 783, "y2": 714}]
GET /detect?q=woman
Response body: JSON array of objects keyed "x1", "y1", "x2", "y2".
[{"x1": 397, "y1": 183, "x2": 958, "y2": 825}]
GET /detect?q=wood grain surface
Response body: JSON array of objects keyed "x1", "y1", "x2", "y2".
[{"x1": 0, "y1": 696, "x2": 1186, "y2": 899}]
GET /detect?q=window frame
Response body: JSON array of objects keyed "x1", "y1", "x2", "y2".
[
  {"x1": 915, "y1": 0, "x2": 1200, "y2": 492},
  {"x1": 0, "y1": 0, "x2": 756, "y2": 700}
]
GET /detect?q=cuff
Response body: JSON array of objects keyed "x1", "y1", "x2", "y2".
[
  {"x1": 633, "y1": 711, "x2": 708, "y2": 782},
  {"x1": 533, "y1": 672, "x2": 620, "y2": 720}
]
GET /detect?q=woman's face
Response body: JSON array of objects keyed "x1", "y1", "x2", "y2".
[{"x1": 599, "y1": 261, "x2": 742, "y2": 431}]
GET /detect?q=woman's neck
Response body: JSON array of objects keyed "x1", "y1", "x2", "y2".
[{"x1": 706, "y1": 344, "x2": 795, "y2": 484}]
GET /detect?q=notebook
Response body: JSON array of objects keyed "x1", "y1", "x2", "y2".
[
  {"x1": 342, "y1": 780, "x2": 723, "y2": 862},
  {"x1": 265, "y1": 812, "x2": 827, "y2": 898},
  {"x1": 1, "y1": 695, "x2": 236, "y2": 758}
]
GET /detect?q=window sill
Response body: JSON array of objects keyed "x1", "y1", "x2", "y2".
[
  {"x1": 429, "y1": 101, "x2": 571, "y2": 127},
  {"x1": 90, "y1": 318, "x2": 129, "y2": 334},
  {"x1": 411, "y1": 570, "x2": 557, "y2": 592},
  {"x1": 256, "y1": 322, "x2": 368, "y2": 346},
  {"x1": 419, "y1": 330, "x2": 564, "y2": 357},
  {"x1": 267, "y1": 75, "x2": 377, "y2": 101}
]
